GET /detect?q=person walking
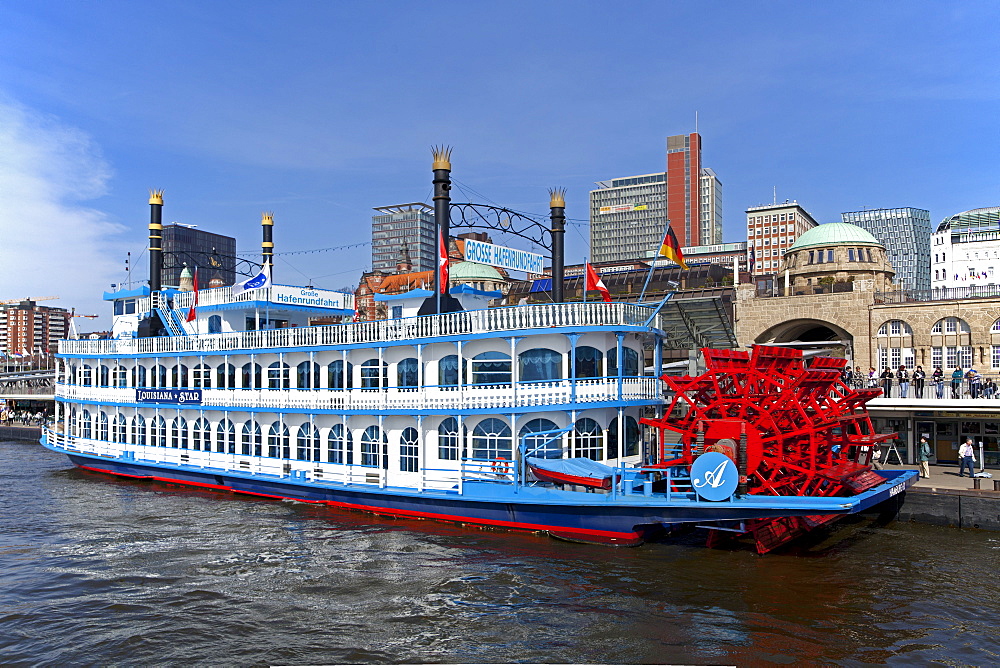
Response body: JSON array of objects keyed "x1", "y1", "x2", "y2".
[
  {"x1": 896, "y1": 365, "x2": 910, "y2": 398},
  {"x1": 880, "y1": 367, "x2": 894, "y2": 397},
  {"x1": 932, "y1": 366, "x2": 945, "y2": 399},
  {"x1": 951, "y1": 366, "x2": 964, "y2": 399},
  {"x1": 918, "y1": 436, "x2": 932, "y2": 479},
  {"x1": 912, "y1": 365, "x2": 926, "y2": 399},
  {"x1": 958, "y1": 437, "x2": 976, "y2": 477}
]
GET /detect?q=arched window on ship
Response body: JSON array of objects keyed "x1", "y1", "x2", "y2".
[
  {"x1": 267, "y1": 361, "x2": 290, "y2": 390},
  {"x1": 399, "y1": 427, "x2": 419, "y2": 472},
  {"x1": 519, "y1": 418, "x2": 561, "y2": 459},
  {"x1": 327, "y1": 360, "x2": 353, "y2": 389},
  {"x1": 327, "y1": 424, "x2": 352, "y2": 465},
  {"x1": 518, "y1": 348, "x2": 561, "y2": 383}
]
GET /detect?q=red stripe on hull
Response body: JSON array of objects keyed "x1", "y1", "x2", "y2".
[{"x1": 76, "y1": 463, "x2": 644, "y2": 545}]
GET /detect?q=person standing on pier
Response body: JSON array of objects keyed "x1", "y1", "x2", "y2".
[
  {"x1": 951, "y1": 366, "x2": 964, "y2": 399},
  {"x1": 958, "y1": 437, "x2": 976, "y2": 477},
  {"x1": 896, "y1": 365, "x2": 910, "y2": 398},
  {"x1": 880, "y1": 367, "x2": 894, "y2": 398},
  {"x1": 918, "y1": 437, "x2": 932, "y2": 479},
  {"x1": 912, "y1": 365, "x2": 926, "y2": 399},
  {"x1": 932, "y1": 366, "x2": 945, "y2": 399}
]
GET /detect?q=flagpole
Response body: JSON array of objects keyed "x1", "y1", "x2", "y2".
[
  {"x1": 583, "y1": 257, "x2": 588, "y2": 304},
  {"x1": 638, "y1": 259, "x2": 657, "y2": 303}
]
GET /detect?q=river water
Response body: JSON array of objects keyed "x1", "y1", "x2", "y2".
[{"x1": 2, "y1": 440, "x2": 998, "y2": 666}]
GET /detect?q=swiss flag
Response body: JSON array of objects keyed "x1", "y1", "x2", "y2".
[
  {"x1": 584, "y1": 263, "x2": 612, "y2": 302},
  {"x1": 438, "y1": 229, "x2": 449, "y2": 294},
  {"x1": 186, "y1": 268, "x2": 199, "y2": 322}
]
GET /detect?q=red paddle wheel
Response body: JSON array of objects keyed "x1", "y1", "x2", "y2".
[{"x1": 642, "y1": 345, "x2": 896, "y2": 553}]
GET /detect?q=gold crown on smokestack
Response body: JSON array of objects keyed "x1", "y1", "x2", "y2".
[
  {"x1": 548, "y1": 187, "x2": 566, "y2": 208},
  {"x1": 431, "y1": 145, "x2": 452, "y2": 170},
  {"x1": 148, "y1": 189, "x2": 164, "y2": 205},
  {"x1": 261, "y1": 211, "x2": 274, "y2": 225}
]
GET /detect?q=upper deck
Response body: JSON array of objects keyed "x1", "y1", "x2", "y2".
[{"x1": 59, "y1": 302, "x2": 659, "y2": 358}]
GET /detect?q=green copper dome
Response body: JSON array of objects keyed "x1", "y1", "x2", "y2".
[
  {"x1": 788, "y1": 222, "x2": 881, "y2": 251},
  {"x1": 449, "y1": 261, "x2": 503, "y2": 281}
]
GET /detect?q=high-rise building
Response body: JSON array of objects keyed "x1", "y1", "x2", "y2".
[
  {"x1": 746, "y1": 201, "x2": 819, "y2": 275},
  {"x1": 0, "y1": 299, "x2": 69, "y2": 355},
  {"x1": 841, "y1": 208, "x2": 931, "y2": 291},
  {"x1": 160, "y1": 224, "x2": 237, "y2": 288},
  {"x1": 590, "y1": 133, "x2": 720, "y2": 264},
  {"x1": 372, "y1": 203, "x2": 435, "y2": 272},
  {"x1": 700, "y1": 168, "x2": 723, "y2": 245},
  {"x1": 929, "y1": 206, "x2": 1000, "y2": 289}
]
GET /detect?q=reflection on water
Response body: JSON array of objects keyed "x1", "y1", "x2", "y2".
[{"x1": 2, "y1": 441, "x2": 998, "y2": 665}]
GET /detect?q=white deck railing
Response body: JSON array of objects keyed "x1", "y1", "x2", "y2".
[
  {"x1": 60, "y1": 302, "x2": 654, "y2": 357},
  {"x1": 55, "y1": 377, "x2": 663, "y2": 411}
]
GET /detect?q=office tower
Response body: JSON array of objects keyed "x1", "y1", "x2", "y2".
[
  {"x1": 160, "y1": 224, "x2": 237, "y2": 288},
  {"x1": 929, "y1": 206, "x2": 1000, "y2": 289},
  {"x1": 841, "y1": 208, "x2": 931, "y2": 291},
  {"x1": 372, "y1": 203, "x2": 436, "y2": 272},
  {"x1": 746, "y1": 202, "x2": 819, "y2": 274},
  {"x1": 590, "y1": 132, "x2": 720, "y2": 264},
  {"x1": 700, "y1": 168, "x2": 723, "y2": 245}
]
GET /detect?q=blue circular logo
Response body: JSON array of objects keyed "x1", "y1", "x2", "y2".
[{"x1": 690, "y1": 452, "x2": 739, "y2": 501}]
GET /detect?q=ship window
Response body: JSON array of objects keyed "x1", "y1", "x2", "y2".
[
  {"x1": 111, "y1": 414, "x2": 126, "y2": 443},
  {"x1": 573, "y1": 418, "x2": 604, "y2": 460},
  {"x1": 607, "y1": 346, "x2": 640, "y2": 377},
  {"x1": 99, "y1": 365, "x2": 110, "y2": 387},
  {"x1": 192, "y1": 364, "x2": 212, "y2": 389},
  {"x1": 217, "y1": 363, "x2": 236, "y2": 389},
  {"x1": 267, "y1": 422, "x2": 289, "y2": 458},
  {"x1": 131, "y1": 414, "x2": 146, "y2": 446},
  {"x1": 96, "y1": 412, "x2": 109, "y2": 441},
  {"x1": 217, "y1": 419, "x2": 235, "y2": 454},
  {"x1": 518, "y1": 348, "x2": 561, "y2": 382},
  {"x1": 192, "y1": 417, "x2": 211, "y2": 451},
  {"x1": 79, "y1": 365, "x2": 92, "y2": 386},
  {"x1": 438, "y1": 417, "x2": 460, "y2": 460},
  {"x1": 151, "y1": 415, "x2": 166, "y2": 447},
  {"x1": 79, "y1": 410, "x2": 92, "y2": 439},
  {"x1": 297, "y1": 423, "x2": 320, "y2": 461},
  {"x1": 438, "y1": 355, "x2": 464, "y2": 387},
  {"x1": 297, "y1": 361, "x2": 320, "y2": 389},
  {"x1": 574, "y1": 346, "x2": 602, "y2": 379},
  {"x1": 400, "y1": 427, "x2": 419, "y2": 472},
  {"x1": 241, "y1": 421, "x2": 261, "y2": 456},
  {"x1": 111, "y1": 366, "x2": 128, "y2": 388},
  {"x1": 151, "y1": 364, "x2": 167, "y2": 388},
  {"x1": 519, "y1": 418, "x2": 561, "y2": 459},
  {"x1": 607, "y1": 415, "x2": 641, "y2": 459},
  {"x1": 360, "y1": 425, "x2": 388, "y2": 468},
  {"x1": 207, "y1": 315, "x2": 221, "y2": 334},
  {"x1": 397, "y1": 358, "x2": 419, "y2": 388},
  {"x1": 133, "y1": 365, "x2": 147, "y2": 388},
  {"x1": 171, "y1": 364, "x2": 189, "y2": 389},
  {"x1": 471, "y1": 352, "x2": 511, "y2": 385},
  {"x1": 170, "y1": 417, "x2": 187, "y2": 449},
  {"x1": 471, "y1": 418, "x2": 512, "y2": 461},
  {"x1": 241, "y1": 363, "x2": 261, "y2": 389},
  {"x1": 328, "y1": 424, "x2": 352, "y2": 464},
  {"x1": 267, "y1": 362, "x2": 290, "y2": 390},
  {"x1": 360, "y1": 359, "x2": 388, "y2": 390},
  {"x1": 328, "y1": 360, "x2": 354, "y2": 389}
]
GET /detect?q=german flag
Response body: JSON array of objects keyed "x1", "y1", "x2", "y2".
[{"x1": 658, "y1": 226, "x2": 688, "y2": 269}]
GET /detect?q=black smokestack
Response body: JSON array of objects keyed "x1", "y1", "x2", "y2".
[{"x1": 149, "y1": 189, "x2": 163, "y2": 292}]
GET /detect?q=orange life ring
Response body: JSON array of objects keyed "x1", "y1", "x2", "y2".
[{"x1": 491, "y1": 457, "x2": 510, "y2": 476}]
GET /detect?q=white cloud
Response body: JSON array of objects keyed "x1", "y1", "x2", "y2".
[{"x1": 0, "y1": 97, "x2": 124, "y2": 325}]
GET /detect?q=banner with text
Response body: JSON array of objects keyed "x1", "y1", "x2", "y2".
[{"x1": 463, "y1": 239, "x2": 545, "y2": 275}]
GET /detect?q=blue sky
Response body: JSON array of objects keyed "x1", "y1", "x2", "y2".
[{"x1": 1, "y1": 1, "x2": 998, "y2": 324}]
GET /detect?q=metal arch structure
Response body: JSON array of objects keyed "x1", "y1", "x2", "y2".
[
  {"x1": 162, "y1": 251, "x2": 262, "y2": 279},
  {"x1": 449, "y1": 202, "x2": 552, "y2": 251}
]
